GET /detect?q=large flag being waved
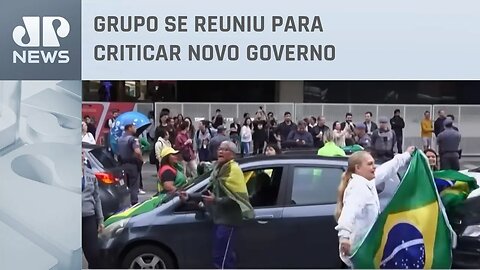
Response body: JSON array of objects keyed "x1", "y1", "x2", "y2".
[
  {"x1": 350, "y1": 151, "x2": 454, "y2": 269},
  {"x1": 433, "y1": 170, "x2": 478, "y2": 213}
]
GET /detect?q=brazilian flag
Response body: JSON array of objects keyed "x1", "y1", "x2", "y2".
[
  {"x1": 433, "y1": 170, "x2": 478, "y2": 213},
  {"x1": 104, "y1": 194, "x2": 165, "y2": 227},
  {"x1": 350, "y1": 151, "x2": 455, "y2": 269}
]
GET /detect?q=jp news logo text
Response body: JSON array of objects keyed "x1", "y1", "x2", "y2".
[{"x1": 12, "y1": 16, "x2": 70, "y2": 64}]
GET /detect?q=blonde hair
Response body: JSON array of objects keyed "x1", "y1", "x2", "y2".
[{"x1": 334, "y1": 151, "x2": 370, "y2": 222}]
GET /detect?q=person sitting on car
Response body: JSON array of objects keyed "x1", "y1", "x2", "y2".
[{"x1": 158, "y1": 147, "x2": 187, "y2": 194}]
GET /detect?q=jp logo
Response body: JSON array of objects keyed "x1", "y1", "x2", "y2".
[
  {"x1": 13, "y1": 16, "x2": 70, "y2": 47},
  {"x1": 380, "y1": 223, "x2": 426, "y2": 269},
  {"x1": 12, "y1": 16, "x2": 70, "y2": 64}
]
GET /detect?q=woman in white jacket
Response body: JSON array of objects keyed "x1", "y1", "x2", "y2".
[
  {"x1": 240, "y1": 118, "x2": 253, "y2": 157},
  {"x1": 335, "y1": 146, "x2": 415, "y2": 267}
]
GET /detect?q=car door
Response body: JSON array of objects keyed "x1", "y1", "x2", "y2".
[
  {"x1": 169, "y1": 179, "x2": 213, "y2": 269},
  {"x1": 280, "y1": 164, "x2": 345, "y2": 268},
  {"x1": 234, "y1": 165, "x2": 290, "y2": 269}
]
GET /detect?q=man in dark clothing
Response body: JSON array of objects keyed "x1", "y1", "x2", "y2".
[
  {"x1": 316, "y1": 116, "x2": 330, "y2": 149},
  {"x1": 117, "y1": 124, "x2": 143, "y2": 205},
  {"x1": 364, "y1": 112, "x2": 378, "y2": 136},
  {"x1": 266, "y1": 112, "x2": 278, "y2": 144},
  {"x1": 286, "y1": 121, "x2": 314, "y2": 148},
  {"x1": 180, "y1": 141, "x2": 254, "y2": 269},
  {"x1": 354, "y1": 123, "x2": 372, "y2": 149},
  {"x1": 154, "y1": 111, "x2": 170, "y2": 139},
  {"x1": 341, "y1": 113, "x2": 356, "y2": 146},
  {"x1": 446, "y1": 114, "x2": 459, "y2": 131},
  {"x1": 209, "y1": 126, "x2": 230, "y2": 161},
  {"x1": 276, "y1": 112, "x2": 297, "y2": 148},
  {"x1": 437, "y1": 119, "x2": 461, "y2": 170},
  {"x1": 307, "y1": 116, "x2": 322, "y2": 148},
  {"x1": 371, "y1": 117, "x2": 396, "y2": 162},
  {"x1": 212, "y1": 109, "x2": 224, "y2": 129},
  {"x1": 434, "y1": 110, "x2": 447, "y2": 137},
  {"x1": 390, "y1": 109, "x2": 405, "y2": 153}
]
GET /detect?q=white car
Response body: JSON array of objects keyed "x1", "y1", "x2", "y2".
[{"x1": 460, "y1": 167, "x2": 480, "y2": 198}]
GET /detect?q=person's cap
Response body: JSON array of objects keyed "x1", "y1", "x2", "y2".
[
  {"x1": 160, "y1": 147, "x2": 179, "y2": 158},
  {"x1": 217, "y1": 125, "x2": 226, "y2": 131},
  {"x1": 444, "y1": 118, "x2": 453, "y2": 127},
  {"x1": 355, "y1": 122, "x2": 366, "y2": 130},
  {"x1": 379, "y1": 117, "x2": 389, "y2": 123}
]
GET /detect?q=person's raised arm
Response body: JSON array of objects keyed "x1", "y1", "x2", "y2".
[{"x1": 375, "y1": 146, "x2": 415, "y2": 185}]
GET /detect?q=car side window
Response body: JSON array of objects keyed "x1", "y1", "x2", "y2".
[
  {"x1": 245, "y1": 167, "x2": 283, "y2": 208},
  {"x1": 290, "y1": 167, "x2": 343, "y2": 206}
]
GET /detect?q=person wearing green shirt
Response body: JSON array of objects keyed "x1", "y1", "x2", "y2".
[{"x1": 317, "y1": 130, "x2": 346, "y2": 157}]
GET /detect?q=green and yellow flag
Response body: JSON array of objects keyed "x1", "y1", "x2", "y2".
[
  {"x1": 433, "y1": 170, "x2": 478, "y2": 214},
  {"x1": 350, "y1": 151, "x2": 454, "y2": 269}
]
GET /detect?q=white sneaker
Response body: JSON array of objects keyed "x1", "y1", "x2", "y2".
[{"x1": 139, "y1": 189, "x2": 146, "y2": 195}]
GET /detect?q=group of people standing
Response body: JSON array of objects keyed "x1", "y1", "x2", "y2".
[{"x1": 421, "y1": 109, "x2": 462, "y2": 170}]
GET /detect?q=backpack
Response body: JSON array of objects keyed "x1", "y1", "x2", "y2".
[{"x1": 373, "y1": 130, "x2": 394, "y2": 153}]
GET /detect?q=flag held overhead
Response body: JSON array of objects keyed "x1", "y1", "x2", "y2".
[{"x1": 350, "y1": 150, "x2": 455, "y2": 269}]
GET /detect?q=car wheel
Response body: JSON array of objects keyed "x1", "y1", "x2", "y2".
[{"x1": 121, "y1": 245, "x2": 175, "y2": 269}]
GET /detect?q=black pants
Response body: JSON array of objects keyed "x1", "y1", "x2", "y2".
[
  {"x1": 122, "y1": 163, "x2": 139, "y2": 205},
  {"x1": 253, "y1": 141, "x2": 264, "y2": 155},
  {"x1": 396, "y1": 135, "x2": 403, "y2": 153},
  {"x1": 199, "y1": 148, "x2": 210, "y2": 162},
  {"x1": 82, "y1": 215, "x2": 102, "y2": 269},
  {"x1": 155, "y1": 158, "x2": 160, "y2": 173},
  {"x1": 137, "y1": 162, "x2": 144, "y2": 190},
  {"x1": 440, "y1": 152, "x2": 460, "y2": 171}
]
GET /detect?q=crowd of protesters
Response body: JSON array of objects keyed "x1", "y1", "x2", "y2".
[
  {"x1": 81, "y1": 106, "x2": 465, "y2": 269},
  {"x1": 81, "y1": 106, "x2": 463, "y2": 203}
]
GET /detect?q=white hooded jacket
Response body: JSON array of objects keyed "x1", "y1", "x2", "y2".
[{"x1": 335, "y1": 152, "x2": 412, "y2": 266}]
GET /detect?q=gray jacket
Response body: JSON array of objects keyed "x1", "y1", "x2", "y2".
[{"x1": 82, "y1": 162, "x2": 104, "y2": 223}]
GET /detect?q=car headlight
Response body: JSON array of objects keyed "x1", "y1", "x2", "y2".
[
  {"x1": 462, "y1": 225, "x2": 480, "y2": 238},
  {"x1": 100, "y1": 218, "x2": 130, "y2": 239}
]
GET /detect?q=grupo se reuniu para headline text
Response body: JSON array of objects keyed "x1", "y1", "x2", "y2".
[{"x1": 93, "y1": 15, "x2": 335, "y2": 61}]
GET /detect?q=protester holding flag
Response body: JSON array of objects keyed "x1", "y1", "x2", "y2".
[
  {"x1": 424, "y1": 149, "x2": 478, "y2": 214},
  {"x1": 346, "y1": 150, "x2": 457, "y2": 269},
  {"x1": 334, "y1": 146, "x2": 416, "y2": 267}
]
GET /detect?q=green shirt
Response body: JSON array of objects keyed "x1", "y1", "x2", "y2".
[{"x1": 317, "y1": 141, "x2": 346, "y2": 157}]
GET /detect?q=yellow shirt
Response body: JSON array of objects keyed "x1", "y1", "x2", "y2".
[{"x1": 421, "y1": 119, "x2": 433, "y2": 138}]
